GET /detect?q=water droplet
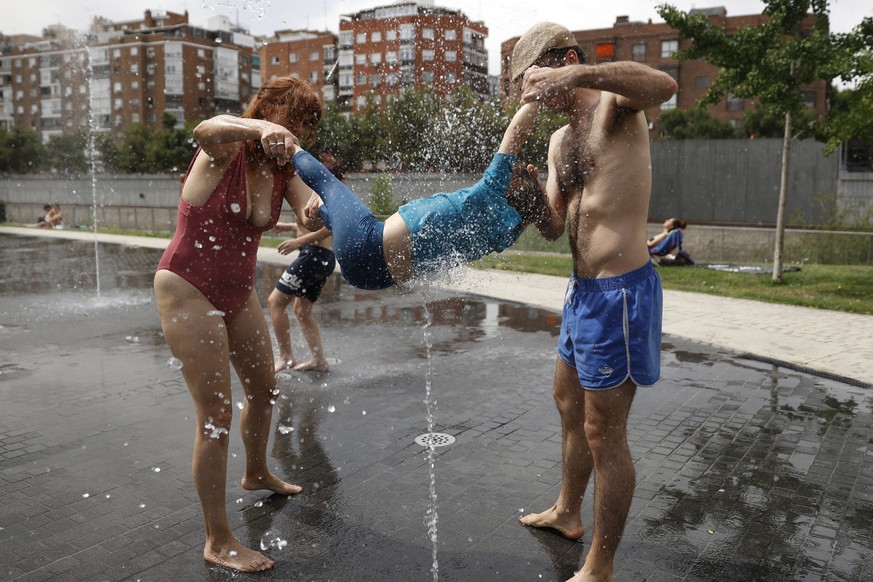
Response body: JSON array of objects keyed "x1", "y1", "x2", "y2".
[
  {"x1": 152, "y1": 467, "x2": 161, "y2": 473},
  {"x1": 194, "y1": 241, "x2": 203, "y2": 249},
  {"x1": 254, "y1": 500, "x2": 263, "y2": 508},
  {"x1": 209, "y1": 236, "x2": 217, "y2": 242},
  {"x1": 139, "y1": 503, "x2": 146, "y2": 509},
  {"x1": 167, "y1": 357, "x2": 183, "y2": 369},
  {"x1": 230, "y1": 202, "x2": 241, "y2": 213},
  {"x1": 278, "y1": 424, "x2": 294, "y2": 434},
  {"x1": 260, "y1": 529, "x2": 287, "y2": 551},
  {"x1": 327, "y1": 404, "x2": 336, "y2": 413},
  {"x1": 206, "y1": 310, "x2": 225, "y2": 317},
  {"x1": 82, "y1": 493, "x2": 90, "y2": 498},
  {"x1": 236, "y1": 401, "x2": 244, "y2": 410},
  {"x1": 362, "y1": 410, "x2": 367, "y2": 415},
  {"x1": 229, "y1": 550, "x2": 237, "y2": 557}
]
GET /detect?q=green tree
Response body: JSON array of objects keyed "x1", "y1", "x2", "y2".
[
  {"x1": 658, "y1": 0, "x2": 846, "y2": 283},
  {"x1": 820, "y1": 18, "x2": 873, "y2": 150},
  {"x1": 0, "y1": 126, "x2": 46, "y2": 174},
  {"x1": 660, "y1": 107, "x2": 741, "y2": 138},
  {"x1": 45, "y1": 130, "x2": 90, "y2": 176},
  {"x1": 368, "y1": 172, "x2": 398, "y2": 215}
]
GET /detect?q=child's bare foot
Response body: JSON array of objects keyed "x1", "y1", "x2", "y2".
[
  {"x1": 274, "y1": 358, "x2": 295, "y2": 374},
  {"x1": 294, "y1": 359, "x2": 329, "y2": 373},
  {"x1": 241, "y1": 473, "x2": 303, "y2": 496},
  {"x1": 204, "y1": 538, "x2": 274, "y2": 572},
  {"x1": 519, "y1": 504, "x2": 585, "y2": 540}
]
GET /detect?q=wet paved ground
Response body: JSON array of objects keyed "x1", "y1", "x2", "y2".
[{"x1": 1, "y1": 233, "x2": 872, "y2": 581}]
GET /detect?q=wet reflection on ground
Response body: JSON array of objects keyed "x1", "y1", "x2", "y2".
[{"x1": 1, "y1": 234, "x2": 871, "y2": 581}]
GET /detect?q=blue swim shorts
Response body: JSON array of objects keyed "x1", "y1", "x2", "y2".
[{"x1": 558, "y1": 262, "x2": 662, "y2": 390}]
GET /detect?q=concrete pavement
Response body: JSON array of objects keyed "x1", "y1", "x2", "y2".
[{"x1": 2, "y1": 226, "x2": 873, "y2": 581}]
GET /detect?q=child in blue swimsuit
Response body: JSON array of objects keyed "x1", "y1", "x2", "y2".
[{"x1": 290, "y1": 102, "x2": 553, "y2": 289}]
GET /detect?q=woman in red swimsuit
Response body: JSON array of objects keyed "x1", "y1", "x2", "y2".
[{"x1": 154, "y1": 76, "x2": 321, "y2": 573}]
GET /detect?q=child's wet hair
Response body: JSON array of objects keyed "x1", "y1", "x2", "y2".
[{"x1": 506, "y1": 161, "x2": 548, "y2": 226}]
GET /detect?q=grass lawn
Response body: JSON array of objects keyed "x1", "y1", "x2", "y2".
[{"x1": 473, "y1": 252, "x2": 873, "y2": 316}]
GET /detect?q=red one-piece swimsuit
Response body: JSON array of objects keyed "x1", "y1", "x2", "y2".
[{"x1": 157, "y1": 145, "x2": 286, "y2": 319}]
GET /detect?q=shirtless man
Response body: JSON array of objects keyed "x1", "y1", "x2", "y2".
[{"x1": 511, "y1": 22, "x2": 677, "y2": 582}]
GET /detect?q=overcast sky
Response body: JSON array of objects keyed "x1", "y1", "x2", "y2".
[{"x1": 4, "y1": 0, "x2": 870, "y2": 75}]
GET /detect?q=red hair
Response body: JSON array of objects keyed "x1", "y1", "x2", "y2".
[{"x1": 241, "y1": 76, "x2": 322, "y2": 173}]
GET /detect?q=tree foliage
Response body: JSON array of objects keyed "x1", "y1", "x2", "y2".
[
  {"x1": 0, "y1": 126, "x2": 46, "y2": 174},
  {"x1": 660, "y1": 107, "x2": 740, "y2": 139}
]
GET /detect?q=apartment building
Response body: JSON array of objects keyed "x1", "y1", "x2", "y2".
[
  {"x1": 500, "y1": 7, "x2": 828, "y2": 133},
  {"x1": 0, "y1": 10, "x2": 258, "y2": 142},
  {"x1": 336, "y1": 0, "x2": 488, "y2": 111},
  {"x1": 261, "y1": 30, "x2": 338, "y2": 104}
]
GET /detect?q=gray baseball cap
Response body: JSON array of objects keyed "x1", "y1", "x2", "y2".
[{"x1": 511, "y1": 22, "x2": 580, "y2": 81}]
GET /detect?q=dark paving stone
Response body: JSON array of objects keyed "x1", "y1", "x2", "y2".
[{"x1": 1, "y1": 234, "x2": 872, "y2": 581}]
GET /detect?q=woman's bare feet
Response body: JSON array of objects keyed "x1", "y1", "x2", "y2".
[
  {"x1": 241, "y1": 472, "x2": 303, "y2": 496},
  {"x1": 293, "y1": 358, "x2": 329, "y2": 373},
  {"x1": 518, "y1": 504, "x2": 585, "y2": 540},
  {"x1": 274, "y1": 357, "x2": 295, "y2": 374},
  {"x1": 204, "y1": 538, "x2": 274, "y2": 572}
]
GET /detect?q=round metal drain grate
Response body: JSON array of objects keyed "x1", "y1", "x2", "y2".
[{"x1": 414, "y1": 432, "x2": 456, "y2": 448}]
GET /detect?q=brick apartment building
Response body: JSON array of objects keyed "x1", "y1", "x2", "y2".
[
  {"x1": 336, "y1": 0, "x2": 488, "y2": 111},
  {"x1": 500, "y1": 6, "x2": 828, "y2": 135},
  {"x1": 261, "y1": 30, "x2": 338, "y2": 105},
  {"x1": 0, "y1": 10, "x2": 259, "y2": 141}
]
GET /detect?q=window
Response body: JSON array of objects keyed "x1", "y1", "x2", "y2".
[
  {"x1": 146, "y1": 47, "x2": 156, "y2": 58},
  {"x1": 422, "y1": 28, "x2": 434, "y2": 40},
  {"x1": 632, "y1": 43, "x2": 646, "y2": 62},
  {"x1": 290, "y1": 53, "x2": 298, "y2": 63},
  {"x1": 660, "y1": 93, "x2": 677, "y2": 110},
  {"x1": 130, "y1": 47, "x2": 138, "y2": 56},
  {"x1": 371, "y1": 31, "x2": 382, "y2": 42},
  {"x1": 310, "y1": 51, "x2": 319, "y2": 61},
  {"x1": 445, "y1": 72, "x2": 456, "y2": 83},
  {"x1": 112, "y1": 49, "x2": 121, "y2": 59},
  {"x1": 595, "y1": 43, "x2": 615, "y2": 60},
  {"x1": 197, "y1": 48, "x2": 205, "y2": 58},
  {"x1": 661, "y1": 40, "x2": 678, "y2": 58},
  {"x1": 386, "y1": 51, "x2": 397, "y2": 65},
  {"x1": 695, "y1": 76, "x2": 710, "y2": 88},
  {"x1": 356, "y1": 73, "x2": 367, "y2": 85},
  {"x1": 370, "y1": 53, "x2": 382, "y2": 65},
  {"x1": 386, "y1": 30, "x2": 397, "y2": 41},
  {"x1": 422, "y1": 70, "x2": 434, "y2": 82},
  {"x1": 422, "y1": 49, "x2": 435, "y2": 62},
  {"x1": 310, "y1": 71, "x2": 319, "y2": 83},
  {"x1": 371, "y1": 75, "x2": 380, "y2": 87},
  {"x1": 271, "y1": 56, "x2": 280, "y2": 65},
  {"x1": 726, "y1": 93, "x2": 744, "y2": 111},
  {"x1": 445, "y1": 51, "x2": 457, "y2": 62},
  {"x1": 445, "y1": 30, "x2": 457, "y2": 41},
  {"x1": 130, "y1": 63, "x2": 139, "y2": 74},
  {"x1": 356, "y1": 33, "x2": 366, "y2": 44},
  {"x1": 802, "y1": 89, "x2": 817, "y2": 109},
  {"x1": 660, "y1": 65, "x2": 678, "y2": 81},
  {"x1": 399, "y1": 24, "x2": 414, "y2": 41},
  {"x1": 355, "y1": 54, "x2": 366, "y2": 65}
]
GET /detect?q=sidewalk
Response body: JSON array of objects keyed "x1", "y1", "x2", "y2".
[{"x1": 2, "y1": 225, "x2": 870, "y2": 386}]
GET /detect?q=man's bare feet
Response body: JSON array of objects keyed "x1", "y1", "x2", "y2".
[
  {"x1": 204, "y1": 538, "x2": 274, "y2": 572},
  {"x1": 274, "y1": 358, "x2": 295, "y2": 374},
  {"x1": 566, "y1": 566, "x2": 616, "y2": 582},
  {"x1": 519, "y1": 504, "x2": 585, "y2": 540},
  {"x1": 241, "y1": 473, "x2": 303, "y2": 496},
  {"x1": 293, "y1": 359, "x2": 329, "y2": 373}
]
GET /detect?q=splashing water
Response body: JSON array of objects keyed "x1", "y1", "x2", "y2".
[
  {"x1": 421, "y1": 295, "x2": 440, "y2": 581},
  {"x1": 259, "y1": 529, "x2": 288, "y2": 551}
]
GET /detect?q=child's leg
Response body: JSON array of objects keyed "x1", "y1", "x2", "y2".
[{"x1": 292, "y1": 151, "x2": 394, "y2": 290}]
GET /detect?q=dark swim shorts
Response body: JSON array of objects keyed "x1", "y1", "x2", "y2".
[{"x1": 274, "y1": 245, "x2": 336, "y2": 303}]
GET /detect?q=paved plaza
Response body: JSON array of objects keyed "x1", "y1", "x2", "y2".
[{"x1": 1, "y1": 230, "x2": 872, "y2": 581}]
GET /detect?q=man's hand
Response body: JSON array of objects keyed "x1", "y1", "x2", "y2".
[{"x1": 521, "y1": 65, "x2": 581, "y2": 106}]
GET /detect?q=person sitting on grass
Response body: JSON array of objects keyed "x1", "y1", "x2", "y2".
[{"x1": 289, "y1": 101, "x2": 556, "y2": 289}]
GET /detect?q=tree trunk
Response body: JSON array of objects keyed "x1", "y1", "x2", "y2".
[{"x1": 772, "y1": 110, "x2": 792, "y2": 284}]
